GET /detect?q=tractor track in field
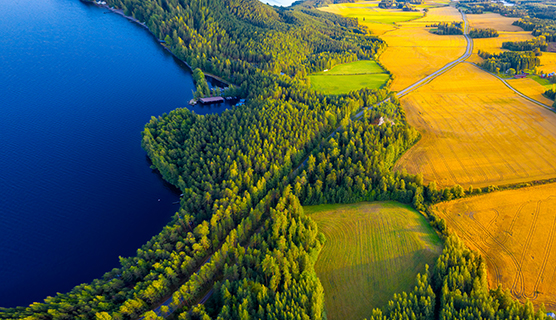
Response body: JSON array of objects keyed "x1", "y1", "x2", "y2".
[
  {"x1": 511, "y1": 200, "x2": 541, "y2": 298},
  {"x1": 530, "y1": 198, "x2": 556, "y2": 300},
  {"x1": 468, "y1": 210, "x2": 525, "y2": 296}
]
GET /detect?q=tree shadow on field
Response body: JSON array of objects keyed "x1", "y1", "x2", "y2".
[{"x1": 319, "y1": 248, "x2": 440, "y2": 320}]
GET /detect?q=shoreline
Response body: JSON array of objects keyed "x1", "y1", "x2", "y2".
[{"x1": 82, "y1": 0, "x2": 234, "y2": 87}]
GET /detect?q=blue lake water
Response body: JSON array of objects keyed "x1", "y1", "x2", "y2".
[{"x1": 0, "y1": 0, "x2": 231, "y2": 307}]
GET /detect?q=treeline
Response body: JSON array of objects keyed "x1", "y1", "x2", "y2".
[
  {"x1": 456, "y1": 0, "x2": 525, "y2": 16},
  {"x1": 478, "y1": 50, "x2": 540, "y2": 73},
  {"x1": 469, "y1": 27, "x2": 499, "y2": 38},
  {"x1": 378, "y1": 0, "x2": 422, "y2": 10},
  {"x1": 365, "y1": 235, "x2": 550, "y2": 320},
  {"x1": 502, "y1": 36, "x2": 547, "y2": 52},
  {"x1": 513, "y1": 17, "x2": 556, "y2": 42},
  {"x1": 429, "y1": 22, "x2": 463, "y2": 35},
  {"x1": 0, "y1": 0, "x2": 390, "y2": 317},
  {"x1": 544, "y1": 88, "x2": 556, "y2": 99}
]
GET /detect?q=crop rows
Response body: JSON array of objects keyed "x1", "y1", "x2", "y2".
[
  {"x1": 434, "y1": 184, "x2": 556, "y2": 310},
  {"x1": 395, "y1": 63, "x2": 556, "y2": 188}
]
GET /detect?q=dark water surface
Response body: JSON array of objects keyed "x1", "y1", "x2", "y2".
[{"x1": 0, "y1": 0, "x2": 229, "y2": 307}]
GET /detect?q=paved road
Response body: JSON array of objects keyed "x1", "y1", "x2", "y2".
[
  {"x1": 464, "y1": 61, "x2": 553, "y2": 110},
  {"x1": 396, "y1": 10, "x2": 473, "y2": 98}
]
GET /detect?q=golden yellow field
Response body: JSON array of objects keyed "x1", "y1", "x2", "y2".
[
  {"x1": 468, "y1": 31, "x2": 534, "y2": 64},
  {"x1": 394, "y1": 62, "x2": 556, "y2": 188},
  {"x1": 319, "y1": 3, "x2": 466, "y2": 90},
  {"x1": 318, "y1": 2, "x2": 423, "y2": 36},
  {"x1": 539, "y1": 52, "x2": 556, "y2": 74},
  {"x1": 434, "y1": 183, "x2": 556, "y2": 310},
  {"x1": 467, "y1": 12, "x2": 523, "y2": 32},
  {"x1": 380, "y1": 6, "x2": 466, "y2": 90},
  {"x1": 506, "y1": 78, "x2": 554, "y2": 106},
  {"x1": 417, "y1": 5, "x2": 463, "y2": 23}
]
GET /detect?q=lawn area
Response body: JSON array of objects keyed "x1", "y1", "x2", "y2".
[
  {"x1": 310, "y1": 74, "x2": 390, "y2": 94},
  {"x1": 314, "y1": 60, "x2": 385, "y2": 75},
  {"x1": 309, "y1": 60, "x2": 390, "y2": 94},
  {"x1": 306, "y1": 201, "x2": 442, "y2": 320},
  {"x1": 434, "y1": 183, "x2": 556, "y2": 310}
]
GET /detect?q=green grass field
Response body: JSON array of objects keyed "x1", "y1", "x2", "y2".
[
  {"x1": 305, "y1": 201, "x2": 442, "y2": 320},
  {"x1": 310, "y1": 74, "x2": 390, "y2": 94},
  {"x1": 310, "y1": 60, "x2": 390, "y2": 94},
  {"x1": 314, "y1": 60, "x2": 385, "y2": 75},
  {"x1": 531, "y1": 75, "x2": 554, "y2": 89}
]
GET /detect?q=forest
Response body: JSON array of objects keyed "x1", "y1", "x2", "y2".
[
  {"x1": 455, "y1": 0, "x2": 525, "y2": 16},
  {"x1": 469, "y1": 28, "x2": 499, "y2": 38},
  {"x1": 478, "y1": 50, "x2": 540, "y2": 73},
  {"x1": 502, "y1": 36, "x2": 547, "y2": 52},
  {"x1": 0, "y1": 0, "x2": 552, "y2": 319},
  {"x1": 429, "y1": 22, "x2": 463, "y2": 35}
]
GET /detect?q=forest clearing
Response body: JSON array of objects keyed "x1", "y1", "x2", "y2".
[
  {"x1": 434, "y1": 183, "x2": 556, "y2": 310},
  {"x1": 306, "y1": 202, "x2": 442, "y2": 320},
  {"x1": 309, "y1": 60, "x2": 390, "y2": 94},
  {"x1": 394, "y1": 62, "x2": 556, "y2": 188}
]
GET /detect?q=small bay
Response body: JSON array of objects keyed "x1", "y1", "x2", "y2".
[{"x1": 0, "y1": 0, "x2": 230, "y2": 307}]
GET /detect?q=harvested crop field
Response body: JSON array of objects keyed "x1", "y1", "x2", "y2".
[
  {"x1": 473, "y1": 31, "x2": 533, "y2": 53},
  {"x1": 306, "y1": 202, "x2": 442, "y2": 320},
  {"x1": 394, "y1": 62, "x2": 556, "y2": 188},
  {"x1": 416, "y1": 5, "x2": 463, "y2": 23},
  {"x1": 434, "y1": 183, "x2": 556, "y2": 310},
  {"x1": 467, "y1": 12, "x2": 524, "y2": 32},
  {"x1": 506, "y1": 77, "x2": 554, "y2": 106},
  {"x1": 380, "y1": 6, "x2": 466, "y2": 90},
  {"x1": 539, "y1": 52, "x2": 556, "y2": 74}
]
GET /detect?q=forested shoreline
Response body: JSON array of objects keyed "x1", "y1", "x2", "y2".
[{"x1": 1, "y1": 0, "x2": 553, "y2": 319}]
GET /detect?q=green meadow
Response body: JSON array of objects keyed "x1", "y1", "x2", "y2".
[
  {"x1": 310, "y1": 60, "x2": 390, "y2": 94},
  {"x1": 306, "y1": 202, "x2": 442, "y2": 320}
]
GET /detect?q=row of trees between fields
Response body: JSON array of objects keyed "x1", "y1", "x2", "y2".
[{"x1": 469, "y1": 27, "x2": 499, "y2": 38}]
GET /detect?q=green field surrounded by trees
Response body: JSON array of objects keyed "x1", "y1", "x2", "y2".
[
  {"x1": 305, "y1": 201, "x2": 442, "y2": 320},
  {"x1": 310, "y1": 73, "x2": 390, "y2": 94},
  {"x1": 310, "y1": 60, "x2": 390, "y2": 94},
  {"x1": 313, "y1": 60, "x2": 386, "y2": 75}
]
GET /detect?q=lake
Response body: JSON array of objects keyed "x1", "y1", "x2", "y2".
[{"x1": 0, "y1": 0, "x2": 231, "y2": 307}]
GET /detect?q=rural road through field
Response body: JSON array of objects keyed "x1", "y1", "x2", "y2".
[
  {"x1": 464, "y1": 61, "x2": 553, "y2": 110},
  {"x1": 396, "y1": 10, "x2": 473, "y2": 98}
]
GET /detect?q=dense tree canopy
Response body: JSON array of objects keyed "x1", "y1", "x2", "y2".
[{"x1": 1, "y1": 0, "x2": 551, "y2": 318}]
